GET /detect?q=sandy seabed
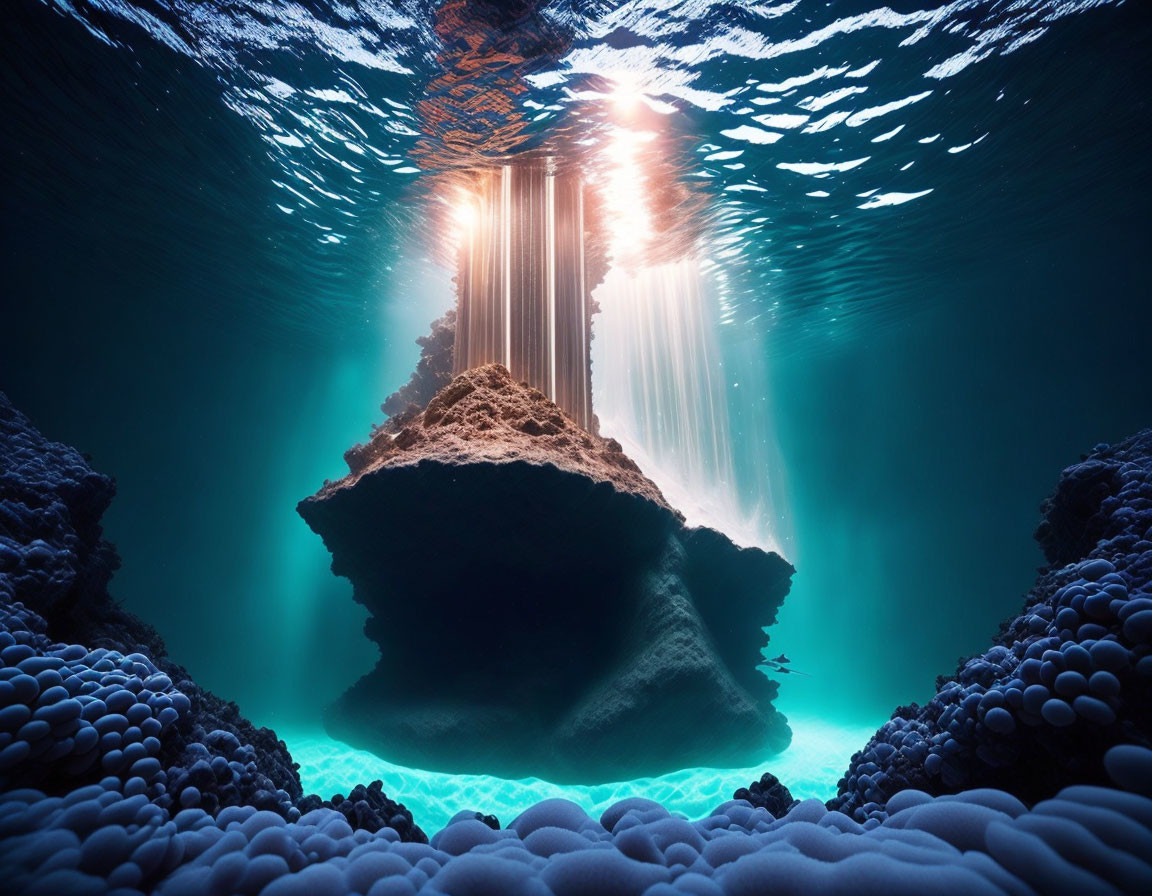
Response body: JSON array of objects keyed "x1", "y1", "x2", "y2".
[{"x1": 283, "y1": 714, "x2": 878, "y2": 834}]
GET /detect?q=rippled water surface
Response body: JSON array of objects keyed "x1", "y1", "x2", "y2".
[{"x1": 21, "y1": 0, "x2": 1139, "y2": 345}]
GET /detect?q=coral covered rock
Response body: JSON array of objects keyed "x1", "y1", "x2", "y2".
[
  {"x1": 828, "y1": 430, "x2": 1152, "y2": 821},
  {"x1": 296, "y1": 780, "x2": 424, "y2": 841},
  {"x1": 0, "y1": 392, "x2": 119, "y2": 631},
  {"x1": 300, "y1": 364, "x2": 794, "y2": 782},
  {"x1": 732, "y1": 771, "x2": 798, "y2": 819},
  {"x1": 0, "y1": 391, "x2": 425, "y2": 841}
]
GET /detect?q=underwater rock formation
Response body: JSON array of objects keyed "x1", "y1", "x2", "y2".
[
  {"x1": 0, "y1": 392, "x2": 425, "y2": 841},
  {"x1": 300, "y1": 364, "x2": 793, "y2": 782},
  {"x1": 827, "y1": 430, "x2": 1152, "y2": 821},
  {"x1": 0, "y1": 393, "x2": 120, "y2": 634},
  {"x1": 378, "y1": 310, "x2": 457, "y2": 425},
  {"x1": 4, "y1": 391, "x2": 1152, "y2": 893}
]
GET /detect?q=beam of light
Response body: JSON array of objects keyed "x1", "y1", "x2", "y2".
[
  {"x1": 578, "y1": 183, "x2": 588, "y2": 425},
  {"x1": 450, "y1": 160, "x2": 593, "y2": 431},
  {"x1": 592, "y1": 259, "x2": 784, "y2": 554},
  {"x1": 449, "y1": 190, "x2": 479, "y2": 250},
  {"x1": 451, "y1": 192, "x2": 478, "y2": 232},
  {"x1": 502, "y1": 164, "x2": 511, "y2": 370},
  {"x1": 546, "y1": 171, "x2": 557, "y2": 399},
  {"x1": 601, "y1": 126, "x2": 657, "y2": 268}
]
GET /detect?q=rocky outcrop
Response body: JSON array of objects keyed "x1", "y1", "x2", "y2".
[
  {"x1": 826, "y1": 430, "x2": 1152, "y2": 821},
  {"x1": 300, "y1": 364, "x2": 793, "y2": 782},
  {"x1": 378, "y1": 309, "x2": 457, "y2": 427},
  {"x1": 5, "y1": 393, "x2": 1152, "y2": 896},
  {"x1": 0, "y1": 392, "x2": 120, "y2": 633},
  {"x1": 341, "y1": 363, "x2": 660, "y2": 505}
]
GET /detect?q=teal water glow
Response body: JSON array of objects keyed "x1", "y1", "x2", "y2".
[
  {"x1": 593, "y1": 259, "x2": 787, "y2": 552},
  {"x1": 281, "y1": 712, "x2": 878, "y2": 834}
]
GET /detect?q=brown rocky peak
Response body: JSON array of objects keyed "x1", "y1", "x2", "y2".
[{"x1": 333, "y1": 364, "x2": 675, "y2": 514}]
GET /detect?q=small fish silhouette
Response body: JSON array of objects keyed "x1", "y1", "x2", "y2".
[{"x1": 757, "y1": 657, "x2": 810, "y2": 677}]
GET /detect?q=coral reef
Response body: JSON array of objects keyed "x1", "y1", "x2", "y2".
[
  {"x1": 827, "y1": 431, "x2": 1152, "y2": 821},
  {"x1": 4, "y1": 393, "x2": 1152, "y2": 894},
  {"x1": 0, "y1": 392, "x2": 423, "y2": 837},
  {"x1": 300, "y1": 365, "x2": 793, "y2": 782}
]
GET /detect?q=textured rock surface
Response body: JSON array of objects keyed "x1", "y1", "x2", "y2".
[
  {"x1": 0, "y1": 394, "x2": 120, "y2": 630},
  {"x1": 339, "y1": 363, "x2": 667, "y2": 508},
  {"x1": 378, "y1": 310, "x2": 457, "y2": 427},
  {"x1": 2, "y1": 737, "x2": 1151, "y2": 895},
  {"x1": 300, "y1": 364, "x2": 793, "y2": 782},
  {"x1": 0, "y1": 391, "x2": 424, "y2": 841},
  {"x1": 5, "y1": 392, "x2": 1152, "y2": 893},
  {"x1": 827, "y1": 431, "x2": 1152, "y2": 822},
  {"x1": 732, "y1": 771, "x2": 798, "y2": 819}
]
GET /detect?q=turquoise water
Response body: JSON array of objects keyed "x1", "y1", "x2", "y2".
[
  {"x1": 3, "y1": 0, "x2": 1151, "y2": 813},
  {"x1": 283, "y1": 712, "x2": 879, "y2": 833}
]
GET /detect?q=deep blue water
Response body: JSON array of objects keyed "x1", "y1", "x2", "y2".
[{"x1": 2, "y1": 0, "x2": 1151, "y2": 808}]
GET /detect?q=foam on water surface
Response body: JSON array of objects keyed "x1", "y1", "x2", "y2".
[{"x1": 282, "y1": 714, "x2": 877, "y2": 834}]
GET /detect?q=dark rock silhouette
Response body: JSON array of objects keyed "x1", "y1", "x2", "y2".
[
  {"x1": 733, "y1": 771, "x2": 798, "y2": 819},
  {"x1": 300, "y1": 364, "x2": 793, "y2": 782}
]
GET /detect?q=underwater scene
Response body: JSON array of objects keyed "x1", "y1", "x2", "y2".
[{"x1": 2, "y1": 0, "x2": 1152, "y2": 893}]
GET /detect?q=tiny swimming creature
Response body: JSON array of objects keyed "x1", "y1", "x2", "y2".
[{"x1": 758, "y1": 652, "x2": 810, "y2": 677}]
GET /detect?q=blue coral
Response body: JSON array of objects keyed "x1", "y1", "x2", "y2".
[
  {"x1": 1, "y1": 750, "x2": 1152, "y2": 895},
  {"x1": 0, "y1": 601, "x2": 185, "y2": 791},
  {"x1": 0, "y1": 393, "x2": 420, "y2": 837},
  {"x1": 0, "y1": 395, "x2": 118, "y2": 625},
  {"x1": 829, "y1": 431, "x2": 1152, "y2": 821},
  {"x1": 4, "y1": 392, "x2": 1152, "y2": 893}
]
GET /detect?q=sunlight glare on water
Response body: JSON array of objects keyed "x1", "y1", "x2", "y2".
[{"x1": 35, "y1": 0, "x2": 1129, "y2": 349}]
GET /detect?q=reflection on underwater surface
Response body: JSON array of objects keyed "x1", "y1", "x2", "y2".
[{"x1": 281, "y1": 714, "x2": 880, "y2": 835}]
